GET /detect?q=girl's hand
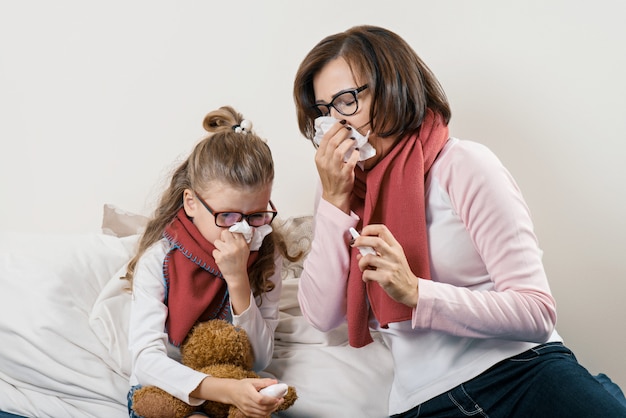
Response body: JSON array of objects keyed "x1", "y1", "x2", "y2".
[
  {"x1": 352, "y1": 224, "x2": 419, "y2": 307},
  {"x1": 193, "y1": 377, "x2": 283, "y2": 418},
  {"x1": 228, "y1": 378, "x2": 284, "y2": 418},
  {"x1": 213, "y1": 229, "x2": 252, "y2": 314},
  {"x1": 315, "y1": 120, "x2": 360, "y2": 214}
]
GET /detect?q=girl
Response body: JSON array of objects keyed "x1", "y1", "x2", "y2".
[{"x1": 125, "y1": 106, "x2": 297, "y2": 418}]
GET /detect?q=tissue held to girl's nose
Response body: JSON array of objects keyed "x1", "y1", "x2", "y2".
[{"x1": 228, "y1": 220, "x2": 273, "y2": 251}]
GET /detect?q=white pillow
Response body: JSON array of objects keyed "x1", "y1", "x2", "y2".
[
  {"x1": 102, "y1": 203, "x2": 149, "y2": 237},
  {"x1": 89, "y1": 262, "x2": 135, "y2": 376},
  {"x1": 0, "y1": 232, "x2": 135, "y2": 417}
]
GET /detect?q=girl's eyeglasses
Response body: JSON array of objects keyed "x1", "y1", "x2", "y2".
[{"x1": 194, "y1": 192, "x2": 278, "y2": 228}]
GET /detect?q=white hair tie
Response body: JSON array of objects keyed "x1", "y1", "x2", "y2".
[{"x1": 232, "y1": 119, "x2": 253, "y2": 134}]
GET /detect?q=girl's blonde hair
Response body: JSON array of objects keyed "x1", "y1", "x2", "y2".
[{"x1": 124, "y1": 105, "x2": 299, "y2": 299}]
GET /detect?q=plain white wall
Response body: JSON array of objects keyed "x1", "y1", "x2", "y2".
[{"x1": 2, "y1": 0, "x2": 625, "y2": 390}]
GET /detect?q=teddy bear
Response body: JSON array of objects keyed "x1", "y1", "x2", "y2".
[{"x1": 131, "y1": 319, "x2": 297, "y2": 418}]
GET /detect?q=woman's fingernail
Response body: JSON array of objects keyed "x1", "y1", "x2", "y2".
[
  {"x1": 345, "y1": 126, "x2": 352, "y2": 130},
  {"x1": 339, "y1": 119, "x2": 347, "y2": 125},
  {"x1": 349, "y1": 238, "x2": 355, "y2": 246},
  {"x1": 350, "y1": 136, "x2": 356, "y2": 140}
]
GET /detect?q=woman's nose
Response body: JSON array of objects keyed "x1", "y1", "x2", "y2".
[{"x1": 329, "y1": 107, "x2": 344, "y2": 120}]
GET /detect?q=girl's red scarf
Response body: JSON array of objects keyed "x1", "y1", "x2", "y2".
[
  {"x1": 348, "y1": 109, "x2": 449, "y2": 347},
  {"x1": 163, "y1": 208, "x2": 258, "y2": 346}
]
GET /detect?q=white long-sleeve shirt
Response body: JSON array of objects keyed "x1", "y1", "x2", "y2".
[
  {"x1": 297, "y1": 137, "x2": 561, "y2": 415},
  {"x1": 128, "y1": 238, "x2": 282, "y2": 405}
]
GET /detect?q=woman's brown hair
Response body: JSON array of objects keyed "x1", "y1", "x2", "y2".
[
  {"x1": 124, "y1": 106, "x2": 299, "y2": 299},
  {"x1": 294, "y1": 25, "x2": 451, "y2": 142}
]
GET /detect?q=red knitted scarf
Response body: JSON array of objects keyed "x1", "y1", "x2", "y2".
[
  {"x1": 163, "y1": 208, "x2": 258, "y2": 346},
  {"x1": 347, "y1": 109, "x2": 449, "y2": 347}
]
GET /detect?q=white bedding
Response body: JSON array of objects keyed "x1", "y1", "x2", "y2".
[
  {"x1": 0, "y1": 233, "x2": 135, "y2": 417},
  {"x1": 0, "y1": 213, "x2": 393, "y2": 418},
  {"x1": 267, "y1": 277, "x2": 393, "y2": 417}
]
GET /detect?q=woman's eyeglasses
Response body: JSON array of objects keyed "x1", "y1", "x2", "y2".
[
  {"x1": 194, "y1": 192, "x2": 278, "y2": 228},
  {"x1": 313, "y1": 84, "x2": 368, "y2": 117}
]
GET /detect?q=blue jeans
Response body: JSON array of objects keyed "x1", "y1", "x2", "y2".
[
  {"x1": 391, "y1": 342, "x2": 626, "y2": 418},
  {"x1": 127, "y1": 385, "x2": 144, "y2": 418}
]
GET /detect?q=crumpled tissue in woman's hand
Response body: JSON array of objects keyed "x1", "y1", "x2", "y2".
[{"x1": 313, "y1": 116, "x2": 376, "y2": 167}]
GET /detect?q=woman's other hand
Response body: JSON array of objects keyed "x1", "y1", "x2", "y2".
[{"x1": 353, "y1": 224, "x2": 420, "y2": 307}]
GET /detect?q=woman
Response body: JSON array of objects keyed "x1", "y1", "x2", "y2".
[{"x1": 293, "y1": 25, "x2": 626, "y2": 417}]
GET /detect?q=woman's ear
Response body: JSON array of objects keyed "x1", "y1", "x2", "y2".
[{"x1": 182, "y1": 189, "x2": 196, "y2": 218}]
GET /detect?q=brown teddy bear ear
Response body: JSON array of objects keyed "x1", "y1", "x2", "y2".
[{"x1": 181, "y1": 319, "x2": 254, "y2": 370}]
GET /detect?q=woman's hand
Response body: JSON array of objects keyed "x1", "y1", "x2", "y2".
[
  {"x1": 193, "y1": 377, "x2": 283, "y2": 418},
  {"x1": 315, "y1": 120, "x2": 360, "y2": 214},
  {"x1": 213, "y1": 230, "x2": 251, "y2": 314},
  {"x1": 352, "y1": 224, "x2": 419, "y2": 307}
]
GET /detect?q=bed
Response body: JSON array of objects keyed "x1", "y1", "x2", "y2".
[{"x1": 0, "y1": 205, "x2": 394, "y2": 418}]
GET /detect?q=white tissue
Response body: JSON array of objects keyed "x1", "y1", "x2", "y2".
[
  {"x1": 313, "y1": 116, "x2": 376, "y2": 168},
  {"x1": 228, "y1": 221, "x2": 273, "y2": 251}
]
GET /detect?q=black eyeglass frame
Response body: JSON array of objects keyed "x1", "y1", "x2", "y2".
[
  {"x1": 194, "y1": 192, "x2": 278, "y2": 228},
  {"x1": 312, "y1": 84, "x2": 369, "y2": 117}
]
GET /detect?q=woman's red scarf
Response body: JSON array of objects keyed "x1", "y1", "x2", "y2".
[
  {"x1": 347, "y1": 109, "x2": 449, "y2": 347},
  {"x1": 163, "y1": 208, "x2": 258, "y2": 346}
]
